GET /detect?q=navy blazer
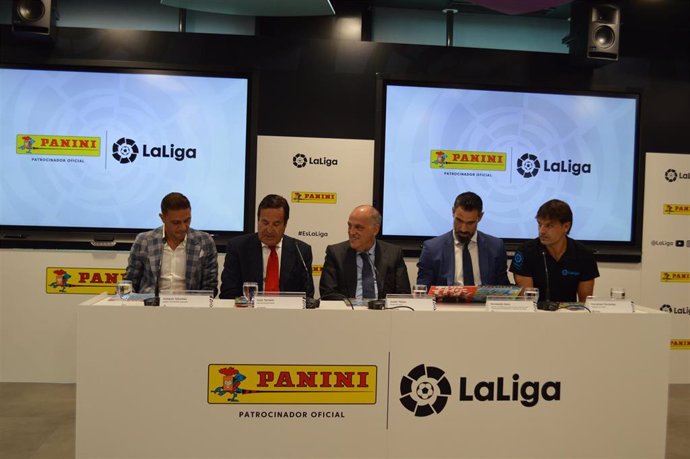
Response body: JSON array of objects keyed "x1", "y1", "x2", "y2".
[
  {"x1": 219, "y1": 233, "x2": 315, "y2": 299},
  {"x1": 416, "y1": 230, "x2": 509, "y2": 287},
  {"x1": 319, "y1": 240, "x2": 411, "y2": 299}
]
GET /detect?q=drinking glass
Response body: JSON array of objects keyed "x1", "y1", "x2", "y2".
[
  {"x1": 610, "y1": 287, "x2": 626, "y2": 300},
  {"x1": 116, "y1": 280, "x2": 133, "y2": 301},
  {"x1": 523, "y1": 287, "x2": 539, "y2": 304},
  {"x1": 242, "y1": 282, "x2": 259, "y2": 306},
  {"x1": 413, "y1": 284, "x2": 427, "y2": 297}
]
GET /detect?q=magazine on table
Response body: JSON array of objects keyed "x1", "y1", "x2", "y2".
[{"x1": 428, "y1": 285, "x2": 522, "y2": 303}]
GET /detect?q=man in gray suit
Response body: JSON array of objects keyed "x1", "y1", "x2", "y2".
[
  {"x1": 125, "y1": 192, "x2": 218, "y2": 295},
  {"x1": 320, "y1": 205, "x2": 411, "y2": 300}
]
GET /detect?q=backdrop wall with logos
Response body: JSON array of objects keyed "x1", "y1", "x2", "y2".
[
  {"x1": 255, "y1": 136, "x2": 375, "y2": 280},
  {"x1": 641, "y1": 152, "x2": 690, "y2": 383}
]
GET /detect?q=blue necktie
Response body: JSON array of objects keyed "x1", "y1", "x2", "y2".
[
  {"x1": 462, "y1": 242, "x2": 475, "y2": 286},
  {"x1": 360, "y1": 253, "x2": 376, "y2": 299}
]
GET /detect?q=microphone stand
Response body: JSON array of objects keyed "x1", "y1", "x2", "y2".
[
  {"x1": 295, "y1": 242, "x2": 317, "y2": 309},
  {"x1": 539, "y1": 251, "x2": 558, "y2": 311}
]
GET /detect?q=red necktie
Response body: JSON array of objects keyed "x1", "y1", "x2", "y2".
[{"x1": 265, "y1": 246, "x2": 279, "y2": 292}]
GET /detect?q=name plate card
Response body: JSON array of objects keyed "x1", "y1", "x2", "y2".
[
  {"x1": 486, "y1": 299, "x2": 536, "y2": 312},
  {"x1": 160, "y1": 295, "x2": 212, "y2": 308},
  {"x1": 385, "y1": 296, "x2": 436, "y2": 311},
  {"x1": 585, "y1": 299, "x2": 635, "y2": 313},
  {"x1": 254, "y1": 295, "x2": 304, "y2": 310}
]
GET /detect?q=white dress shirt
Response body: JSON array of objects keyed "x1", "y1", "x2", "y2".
[
  {"x1": 453, "y1": 231, "x2": 481, "y2": 285},
  {"x1": 159, "y1": 231, "x2": 187, "y2": 292}
]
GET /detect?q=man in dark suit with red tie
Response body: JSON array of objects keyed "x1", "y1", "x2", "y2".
[
  {"x1": 219, "y1": 194, "x2": 315, "y2": 299},
  {"x1": 319, "y1": 205, "x2": 411, "y2": 300}
]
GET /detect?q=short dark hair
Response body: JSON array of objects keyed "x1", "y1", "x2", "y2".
[
  {"x1": 453, "y1": 192, "x2": 483, "y2": 213},
  {"x1": 257, "y1": 194, "x2": 290, "y2": 222},
  {"x1": 161, "y1": 192, "x2": 191, "y2": 214},
  {"x1": 536, "y1": 199, "x2": 573, "y2": 232}
]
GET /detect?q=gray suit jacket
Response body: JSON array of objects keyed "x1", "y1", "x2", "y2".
[
  {"x1": 125, "y1": 227, "x2": 218, "y2": 295},
  {"x1": 319, "y1": 240, "x2": 411, "y2": 299}
]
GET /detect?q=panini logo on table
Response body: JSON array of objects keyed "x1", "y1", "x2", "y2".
[
  {"x1": 430, "y1": 150, "x2": 507, "y2": 171},
  {"x1": 46, "y1": 267, "x2": 126, "y2": 294},
  {"x1": 208, "y1": 364, "x2": 377, "y2": 404},
  {"x1": 670, "y1": 339, "x2": 690, "y2": 350},
  {"x1": 663, "y1": 203, "x2": 690, "y2": 215},
  {"x1": 660, "y1": 272, "x2": 690, "y2": 283},
  {"x1": 17, "y1": 134, "x2": 100, "y2": 156},
  {"x1": 291, "y1": 191, "x2": 337, "y2": 204}
]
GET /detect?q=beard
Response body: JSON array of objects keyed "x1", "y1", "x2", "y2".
[{"x1": 457, "y1": 232, "x2": 472, "y2": 245}]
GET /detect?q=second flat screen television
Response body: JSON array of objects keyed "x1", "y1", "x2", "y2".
[{"x1": 379, "y1": 81, "x2": 640, "y2": 248}]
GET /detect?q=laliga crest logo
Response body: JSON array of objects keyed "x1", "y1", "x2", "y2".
[
  {"x1": 112, "y1": 137, "x2": 197, "y2": 164},
  {"x1": 112, "y1": 137, "x2": 139, "y2": 164},
  {"x1": 399, "y1": 364, "x2": 452, "y2": 417},
  {"x1": 292, "y1": 153, "x2": 338, "y2": 168},
  {"x1": 516, "y1": 153, "x2": 540, "y2": 178},
  {"x1": 517, "y1": 153, "x2": 591, "y2": 178},
  {"x1": 663, "y1": 168, "x2": 690, "y2": 182}
]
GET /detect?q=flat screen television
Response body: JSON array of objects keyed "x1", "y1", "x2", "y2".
[
  {"x1": 0, "y1": 65, "x2": 251, "y2": 242},
  {"x1": 375, "y1": 78, "x2": 641, "y2": 257}
]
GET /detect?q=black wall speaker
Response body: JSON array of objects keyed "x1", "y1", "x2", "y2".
[
  {"x1": 567, "y1": 1, "x2": 621, "y2": 64},
  {"x1": 12, "y1": 0, "x2": 57, "y2": 41}
]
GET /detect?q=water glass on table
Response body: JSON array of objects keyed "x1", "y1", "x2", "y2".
[
  {"x1": 116, "y1": 280, "x2": 133, "y2": 301},
  {"x1": 610, "y1": 287, "x2": 626, "y2": 300},
  {"x1": 523, "y1": 287, "x2": 539, "y2": 304},
  {"x1": 242, "y1": 282, "x2": 258, "y2": 307},
  {"x1": 413, "y1": 284, "x2": 427, "y2": 297}
]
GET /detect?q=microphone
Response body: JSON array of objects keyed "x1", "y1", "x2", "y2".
[
  {"x1": 295, "y1": 242, "x2": 317, "y2": 309},
  {"x1": 538, "y1": 251, "x2": 558, "y2": 311}
]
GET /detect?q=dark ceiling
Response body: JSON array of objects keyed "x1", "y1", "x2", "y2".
[{"x1": 367, "y1": 0, "x2": 690, "y2": 29}]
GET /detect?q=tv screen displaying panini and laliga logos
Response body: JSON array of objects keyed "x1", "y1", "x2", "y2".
[
  {"x1": 377, "y1": 80, "x2": 640, "y2": 248},
  {"x1": 0, "y1": 66, "x2": 250, "y2": 235}
]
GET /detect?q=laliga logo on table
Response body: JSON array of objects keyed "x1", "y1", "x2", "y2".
[
  {"x1": 665, "y1": 168, "x2": 690, "y2": 182},
  {"x1": 399, "y1": 364, "x2": 452, "y2": 417},
  {"x1": 517, "y1": 153, "x2": 591, "y2": 178},
  {"x1": 292, "y1": 153, "x2": 338, "y2": 168},
  {"x1": 112, "y1": 137, "x2": 197, "y2": 164},
  {"x1": 660, "y1": 304, "x2": 690, "y2": 315},
  {"x1": 400, "y1": 364, "x2": 562, "y2": 417}
]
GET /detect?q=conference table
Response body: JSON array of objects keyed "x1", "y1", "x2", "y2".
[{"x1": 76, "y1": 297, "x2": 671, "y2": 458}]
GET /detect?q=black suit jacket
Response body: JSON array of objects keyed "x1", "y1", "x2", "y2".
[
  {"x1": 319, "y1": 240, "x2": 411, "y2": 299},
  {"x1": 219, "y1": 233, "x2": 315, "y2": 299}
]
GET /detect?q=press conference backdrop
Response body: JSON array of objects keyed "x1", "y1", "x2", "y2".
[
  {"x1": 641, "y1": 152, "x2": 690, "y2": 383},
  {"x1": 0, "y1": 67, "x2": 249, "y2": 233},
  {"x1": 255, "y1": 135, "x2": 375, "y2": 280}
]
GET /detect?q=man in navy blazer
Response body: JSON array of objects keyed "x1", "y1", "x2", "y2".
[
  {"x1": 219, "y1": 194, "x2": 314, "y2": 299},
  {"x1": 416, "y1": 192, "x2": 509, "y2": 287}
]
